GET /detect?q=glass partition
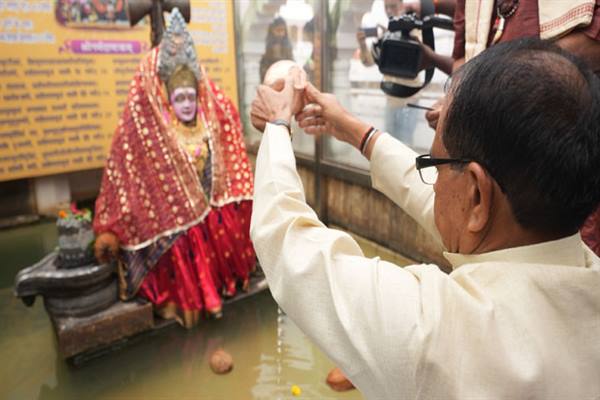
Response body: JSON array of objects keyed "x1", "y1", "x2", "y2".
[
  {"x1": 234, "y1": 0, "x2": 455, "y2": 172},
  {"x1": 234, "y1": 0, "x2": 318, "y2": 157},
  {"x1": 323, "y1": 0, "x2": 455, "y2": 169}
]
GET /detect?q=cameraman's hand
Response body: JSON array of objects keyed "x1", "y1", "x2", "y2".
[
  {"x1": 94, "y1": 231, "x2": 119, "y2": 263},
  {"x1": 401, "y1": 34, "x2": 453, "y2": 75},
  {"x1": 419, "y1": 41, "x2": 437, "y2": 71},
  {"x1": 296, "y1": 83, "x2": 370, "y2": 149},
  {"x1": 356, "y1": 29, "x2": 367, "y2": 45},
  {"x1": 356, "y1": 29, "x2": 377, "y2": 66}
]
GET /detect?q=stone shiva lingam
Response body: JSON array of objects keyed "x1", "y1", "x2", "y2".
[
  {"x1": 13, "y1": 205, "x2": 155, "y2": 363},
  {"x1": 14, "y1": 205, "x2": 118, "y2": 317}
]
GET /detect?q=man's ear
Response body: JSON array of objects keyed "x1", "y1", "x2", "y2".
[{"x1": 465, "y1": 162, "x2": 494, "y2": 233}]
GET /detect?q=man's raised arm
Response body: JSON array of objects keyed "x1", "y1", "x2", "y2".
[
  {"x1": 296, "y1": 84, "x2": 441, "y2": 244},
  {"x1": 249, "y1": 76, "x2": 444, "y2": 398}
]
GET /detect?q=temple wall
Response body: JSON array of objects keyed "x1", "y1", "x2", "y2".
[{"x1": 0, "y1": 169, "x2": 102, "y2": 219}]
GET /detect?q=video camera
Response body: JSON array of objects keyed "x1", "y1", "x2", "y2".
[{"x1": 372, "y1": 11, "x2": 453, "y2": 98}]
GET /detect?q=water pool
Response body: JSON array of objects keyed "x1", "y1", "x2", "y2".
[{"x1": 0, "y1": 221, "x2": 363, "y2": 399}]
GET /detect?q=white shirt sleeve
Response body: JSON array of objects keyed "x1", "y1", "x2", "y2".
[
  {"x1": 370, "y1": 133, "x2": 443, "y2": 245},
  {"x1": 250, "y1": 125, "x2": 449, "y2": 398}
]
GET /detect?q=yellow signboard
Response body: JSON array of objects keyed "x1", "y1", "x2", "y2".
[{"x1": 0, "y1": 0, "x2": 239, "y2": 182}]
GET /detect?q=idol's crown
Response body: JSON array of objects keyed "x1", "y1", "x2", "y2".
[{"x1": 158, "y1": 7, "x2": 201, "y2": 85}]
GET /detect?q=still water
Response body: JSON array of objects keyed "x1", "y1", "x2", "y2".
[{"x1": 0, "y1": 221, "x2": 363, "y2": 399}]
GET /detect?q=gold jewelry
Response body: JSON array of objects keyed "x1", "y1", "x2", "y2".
[
  {"x1": 166, "y1": 65, "x2": 198, "y2": 96},
  {"x1": 175, "y1": 119, "x2": 210, "y2": 174}
]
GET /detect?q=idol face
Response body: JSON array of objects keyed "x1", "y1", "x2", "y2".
[{"x1": 170, "y1": 86, "x2": 197, "y2": 123}]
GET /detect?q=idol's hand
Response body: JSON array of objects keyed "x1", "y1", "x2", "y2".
[
  {"x1": 296, "y1": 83, "x2": 370, "y2": 149},
  {"x1": 251, "y1": 67, "x2": 306, "y2": 132},
  {"x1": 94, "y1": 231, "x2": 119, "y2": 263}
]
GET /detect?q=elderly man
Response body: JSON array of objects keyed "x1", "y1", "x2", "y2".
[{"x1": 250, "y1": 38, "x2": 600, "y2": 399}]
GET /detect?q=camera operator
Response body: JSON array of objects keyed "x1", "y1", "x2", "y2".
[
  {"x1": 356, "y1": 0, "x2": 404, "y2": 67},
  {"x1": 358, "y1": 0, "x2": 454, "y2": 74},
  {"x1": 360, "y1": 0, "x2": 456, "y2": 74},
  {"x1": 354, "y1": 0, "x2": 451, "y2": 146}
]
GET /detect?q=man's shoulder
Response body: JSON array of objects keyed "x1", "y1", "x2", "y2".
[{"x1": 583, "y1": 243, "x2": 600, "y2": 268}]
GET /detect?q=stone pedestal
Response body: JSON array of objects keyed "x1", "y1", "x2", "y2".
[
  {"x1": 53, "y1": 300, "x2": 154, "y2": 361},
  {"x1": 15, "y1": 252, "x2": 269, "y2": 363},
  {"x1": 14, "y1": 251, "x2": 155, "y2": 362},
  {"x1": 14, "y1": 252, "x2": 118, "y2": 317}
]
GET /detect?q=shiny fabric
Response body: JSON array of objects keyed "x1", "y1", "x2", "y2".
[
  {"x1": 137, "y1": 201, "x2": 254, "y2": 327},
  {"x1": 94, "y1": 47, "x2": 253, "y2": 251},
  {"x1": 94, "y1": 47, "x2": 255, "y2": 326},
  {"x1": 119, "y1": 232, "x2": 180, "y2": 299},
  {"x1": 251, "y1": 125, "x2": 600, "y2": 399},
  {"x1": 205, "y1": 201, "x2": 256, "y2": 296}
]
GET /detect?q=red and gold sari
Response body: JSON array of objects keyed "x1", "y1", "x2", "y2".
[{"x1": 94, "y1": 47, "x2": 255, "y2": 327}]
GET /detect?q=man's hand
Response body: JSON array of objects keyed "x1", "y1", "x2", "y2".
[
  {"x1": 250, "y1": 67, "x2": 306, "y2": 132},
  {"x1": 419, "y1": 39, "x2": 436, "y2": 70},
  {"x1": 296, "y1": 83, "x2": 370, "y2": 149},
  {"x1": 409, "y1": 35, "x2": 454, "y2": 75},
  {"x1": 356, "y1": 29, "x2": 367, "y2": 45},
  {"x1": 356, "y1": 28, "x2": 377, "y2": 67},
  {"x1": 94, "y1": 231, "x2": 119, "y2": 263}
]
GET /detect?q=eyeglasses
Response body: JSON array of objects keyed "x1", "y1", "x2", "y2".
[{"x1": 415, "y1": 154, "x2": 472, "y2": 185}]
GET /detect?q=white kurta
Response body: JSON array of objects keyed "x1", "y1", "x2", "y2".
[{"x1": 250, "y1": 124, "x2": 600, "y2": 400}]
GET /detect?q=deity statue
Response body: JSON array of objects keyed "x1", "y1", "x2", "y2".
[{"x1": 93, "y1": 9, "x2": 255, "y2": 328}]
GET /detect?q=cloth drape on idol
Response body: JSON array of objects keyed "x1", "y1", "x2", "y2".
[{"x1": 93, "y1": 8, "x2": 255, "y2": 327}]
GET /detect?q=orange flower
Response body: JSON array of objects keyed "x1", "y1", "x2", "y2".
[{"x1": 58, "y1": 210, "x2": 68, "y2": 219}]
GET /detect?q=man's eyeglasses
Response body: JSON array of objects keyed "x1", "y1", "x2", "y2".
[{"x1": 415, "y1": 154, "x2": 472, "y2": 185}]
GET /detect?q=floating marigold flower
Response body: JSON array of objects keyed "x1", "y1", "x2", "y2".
[
  {"x1": 291, "y1": 385, "x2": 301, "y2": 396},
  {"x1": 58, "y1": 210, "x2": 68, "y2": 219}
]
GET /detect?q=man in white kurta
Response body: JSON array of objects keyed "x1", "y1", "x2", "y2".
[{"x1": 250, "y1": 39, "x2": 600, "y2": 399}]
